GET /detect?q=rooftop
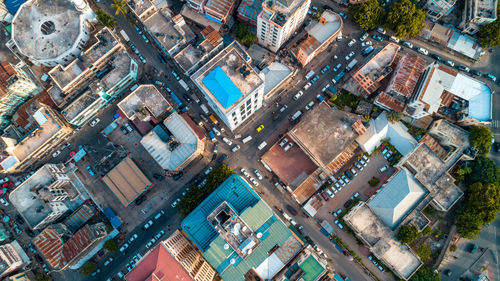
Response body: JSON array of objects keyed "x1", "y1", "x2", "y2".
[
  {"x1": 473, "y1": 0, "x2": 497, "y2": 19},
  {"x1": 140, "y1": 112, "x2": 200, "y2": 171},
  {"x1": 385, "y1": 53, "x2": 426, "y2": 98},
  {"x1": 205, "y1": 0, "x2": 236, "y2": 18},
  {"x1": 102, "y1": 157, "x2": 152, "y2": 206},
  {"x1": 181, "y1": 174, "x2": 303, "y2": 281},
  {"x1": 298, "y1": 10, "x2": 342, "y2": 55},
  {"x1": 289, "y1": 102, "x2": 364, "y2": 168},
  {"x1": 368, "y1": 169, "x2": 428, "y2": 229},
  {"x1": 173, "y1": 27, "x2": 222, "y2": 73},
  {"x1": 33, "y1": 226, "x2": 64, "y2": 269},
  {"x1": 237, "y1": 0, "x2": 263, "y2": 23},
  {"x1": 261, "y1": 135, "x2": 318, "y2": 188},
  {"x1": 125, "y1": 243, "x2": 194, "y2": 281},
  {"x1": 62, "y1": 89, "x2": 100, "y2": 121},
  {"x1": 143, "y1": 11, "x2": 194, "y2": 54},
  {"x1": 192, "y1": 42, "x2": 264, "y2": 112},
  {"x1": 262, "y1": 0, "x2": 305, "y2": 27},
  {"x1": 343, "y1": 203, "x2": 422, "y2": 279},
  {"x1": 11, "y1": 0, "x2": 91, "y2": 61},
  {"x1": 118, "y1": 85, "x2": 171, "y2": 121},
  {"x1": 260, "y1": 62, "x2": 292, "y2": 95}
]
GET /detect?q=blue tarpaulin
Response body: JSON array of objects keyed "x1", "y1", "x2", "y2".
[
  {"x1": 5, "y1": 0, "x2": 25, "y2": 15},
  {"x1": 103, "y1": 207, "x2": 122, "y2": 229}
]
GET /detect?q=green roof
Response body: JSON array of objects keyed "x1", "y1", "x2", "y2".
[
  {"x1": 239, "y1": 200, "x2": 272, "y2": 231},
  {"x1": 203, "y1": 236, "x2": 233, "y2": 268},
  {"x1": 299, "y1": 255, "x2": 325, "y2": 281}
]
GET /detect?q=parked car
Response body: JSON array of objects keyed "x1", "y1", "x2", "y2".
[
  {"x1": 240, "y1": 168, "x2": 250, "y2": 177},
  {"x1": 320, "y1": 191, "x2": 329, "y2": 201},
  {"x1": 334, "y1": 220, "x2": 344, "y2": 229},
  {"x1": 305, "y1": 101, "x2": 315, "y2": 110},
  {"x1": 379, "y1": 164, "x2": 389, "y2": 173},
  {"x1": 377, "y1": 27, "x2": 386, "y2": 34},
  {"x1": 294, "y1": 91, "x2": 304, "y2": 100},
  {"x1": 249, "y1": 177, "x2": 259, "y2": 186},
  {"x1": 348, "y1": 39, "x2": 356, "y2": 47},
  {"x1": 320, "y1": 65, "x2": 330, "y2": 74},
  {"x1": 402, "y1": 41, "x2": 413, "y2": 48},
  {"x1": 333, "y1": 63, "x2": 342, "y2": 72},
  {"x1": 52, "y1": 150, "x2": 61, "y2": 158},
  {"x1": 254, "y1": 169, "x2": 263, "y2": 180},
  {"x1": 431, "y1": 54, "x2": 442, "y2": 61},
  {"x1": 86, "y1": 166, "x2": 96, "y2": 176},
  {"x1": 0, "y1": 197, "x2": 9, "y2": 207},
  {"x1": 311, "y1": 75, "x2": 320, "y2": 83},
  {"x1": 89, "y1": 118, "x2": 100, "y2": 127},
  {"x1": 416, "y1": 47, "x2": 428, "y2": 55},
  {"x1": 354, "y1": 161, "x2": 363, "y2": 171},
  {"x1": 128, "y1": 234, "x2": 138, "y2": 243},
  {"x1": 286, "y1": 205, "x2": 298, "y2": 216},
  {"x1": 222, "y1": 137, "x2": 232, "y2": 145},
  {"x1": 143, "y1": 220, "x2": 153, "y2": 230},
  {"x1": 361, "y1": 154, "x2": 370, "y2": 163},
  {"x1": 444, "y1": 60, "x2": 455, "y2": 67},
  {"x1": 360, "y1": 33, "x2": 369, "y2": 41},
  {"x1": 471, "y1": 69, "x2": 482, "y2": 76},
  {"x1": 371, "y1": 35, "x2": 383, "y2": 41},
  {"x1": 350, "y1": 168, "x2": 358, "y2": 176},
  {"x1": 345, "y1": 51, "x2": 355, "y2": 60},
  {"x1": 389, "y1": 36, "x2": 400, "y2": 43},
  {"x1": 232, "y1": 145, "x2": 241, "y2": 152},
  {"x1": 361, "y1": 41, "x2": 372, "y2": 47},
  {"x1": 119, "y1": 243, "x2": 129, "y2": 252}
]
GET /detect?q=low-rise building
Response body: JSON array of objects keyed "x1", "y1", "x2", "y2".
[
  {"x1": 185, "y1": 0, "x2": 237, "y2": 24},
  {"x1": 33, "y1": 223, "x2": 107, "y2": 270},
  {"x1": 460, "y1": 0, "x2": 498, "y2": 34},
  {"x1": 181, "y1": 174, "x2": 304, "y2": 281},
  {"x1": 374, "y1": 53, "x2": 426, "y2": 113},
  {"x1": 273, "y1": 245, "x2": 331, "y2": 281},
  {"x1": 10, "y1": 0, "x2": 95, "y2": 67},
  {"x1": 143, "y1": 10, "x2": 195, "y2": 56},
  {"x1": 0, "y1": 241, "x2": 30, "y2": 278},
  {"x1": 9, "y1": 163, "x2": 84, "y2": 230},
  {"x1": 406, "y1": 62, "x2": 491, "y2": 125},
  {"x1": 0, "y1": 104, "x2": 73, "y2": 173},
  {"x1": 293, "y1": 10, "x2": 343, "y2": 66},
  {"x1": 259, "y1": 62, "x2": 293, "y2": 98},
  {"x1": 141, "y1": 112, "x2": 205, "y2": 172},
  {"x1": 128, "y1": 0, "x2": 169, "y2": 21},
  {"x1": 343, "y1": 43, "x2": 400, "y2": 97},
  {"x1": 174, "y1": 26, "x2": 223, "y2": 75},
  {"x1": 237, "y1": 0, "x2": 264, "y2": 27},
  {"x1": 7, "y1": 271, "x2": 36, "y2": 281},
  {"x1": 191, "y1": 41, "x2": 264, "y2": 131},
  {"x1": 423, "y1": 0, "x2": 457, "y2": 21}
]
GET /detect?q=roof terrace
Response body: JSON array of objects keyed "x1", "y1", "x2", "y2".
[{"x1": 118, "y1": 85, "x2": 171, "y2": 120}]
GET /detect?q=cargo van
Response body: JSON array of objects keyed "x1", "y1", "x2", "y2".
[
  {"x1": 257, "y1": 141, "x2": 267, "y2": 150},
  {"x1": 242, "y1": 135, "x2": 253, "y2": 143}
]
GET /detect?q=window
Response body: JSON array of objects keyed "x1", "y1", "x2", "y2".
[
  {"x1": 246, "y1": 99, "x2": 252, "y2": 106},
  {"x1": 232, "y1": 111, "x2": 236, "y2": 116}
]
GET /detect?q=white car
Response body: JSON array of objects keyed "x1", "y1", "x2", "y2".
[
  {"x1": 240, "y1": 168, "x2": 250, "y2": 177},
  {"x1": 222, "y1": 137, "x2": 232, "y2": 146},
  {"x1": 119, "y1": 243, "x2": 129, "y2": 252},
  {"x1": 143, "y1": 220, "x2": 153, "y2": 230},
  {"x1": 361, "y1": 41, "x2": 372, "y2": 47},
  {"x1": 347, "y1": 39, "x2": 356, "y2": 47},
  {"x1": 417, "y1": 47, "x2": 428, "y2": 55},
  {"x1": 389, "y1": 36, "x2": 400, "y2": 43},
  {"x1": 104, "y1": 257, "x2": 113, "y2": 266},
  {"x1": 0, "y1": 198, "x2": 9, "y2": 207},
  {"x1": 52, "y1": 150, "x2": 61, "y2": 158},
  {"x1": 345, "y1": 51, "x2": 355, "y2": 60},
  {"x1": 294, "y1": 91, "x2": 304, "y2": 100},
  {"x1": 303, "y1": 82, "x2": 312, "y2": 90},
  {"x1": 250, "y1": 177, "x2": 259, "y2": 186},
  {"x1": 326, "y1": 188, "x2": 335, "y2": 198},
  {"x1": 212, "y1": 127, "x2": 221, "y2": 136},
  {"x1": 128, "y1": 234, "x2": 138, "y2": 243},
  {"x1": 360, "y1": 33, "x2": 369, "y2": 41},
  {"x1": 231, "y1": 145, "x2": 241, "y2": 152},
  {"x1": 377, "y1": 27, "x2": 386, "y2": 34},
  {"x1": 89, "y1": 118, "x2": 100, "y2": 127},
  {"x1": 254, "y1": 169, "x2": 263, "y2": 180},
  {"x1": 305, "y1": 101, "x2": 315, "y2": 111}
]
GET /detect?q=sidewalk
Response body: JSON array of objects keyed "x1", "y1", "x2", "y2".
[{"x1": 407, "y1": 37, "x2": 473, "y2": 66}]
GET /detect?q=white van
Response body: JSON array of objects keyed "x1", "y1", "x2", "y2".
[
  {"x1": 200, "y1": 104, "x2": 210, "y2": 115},
  {"x1": 242, "y1": 135, "x2": 253, "y2": 143},
  {"x1": 257, "y1": 141, "x2": 267, "y2": 150},
  {"x1": 291, "y1": 111, "x2": 302, "y2": 121}
]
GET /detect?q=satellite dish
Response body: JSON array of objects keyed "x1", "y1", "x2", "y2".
[
  {"x1": 230, "y1": 259, "x2": 236, "y2": 264},
  {"x1": 247, "y1": 249, "x2": 252, "y2": 254},
  {"x1": 256, "y1": 232, "x2": 263, "y2": 238},
  {"x1": 242, "y1": 226, "x2": 247, "y2": 232},
  {"x1": 224, "y1": 244, "x2": 229, "y2": 250}
]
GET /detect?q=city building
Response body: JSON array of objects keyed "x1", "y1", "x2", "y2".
[
  {"x1": 191, "y1": 41, "x2": 264, "y2": 130},
  {"x1": 0, "y1": 104, "x2": 73, "y2": 173},
  {"x1": 293, "y1": 10, "x2": 343, "y2": 66},
  {"x1": 0, "y1": 223, "x2": 11, "y2": 242},
  {"x1": 0, "y1": 241, "x2": 30, "y2": 278},
  {"x1": 374, "y1": 53, "x2": 427, "y2": 113},
  {"x1": 143, "y1": 10, "x2": 195, "y2": 56},
  {"x1": 141, "y1": 112, "x2": 205, "y2": 172},
  {"x1": 48, "y1": 28, "x2": 138, "y2": 127},
  {"x1": 422, "y1": 23, "x2": 484, "y2": 61},
  {"x1": 9, "y1": 163, "x2": 84, "y2": 230},
  {"x1": 257, "y1": 0, "x2": 311, "y2": 53},
  {"x1": 423, "y1": 0, "x2": 457, "y2": 21},
  {"x1": 237, "y1": 0, "x2": 264, "y2": 27},
  {"x1": 117, "y1": 84, "x2": 172, "y2": 134},
  {"x1": 181, "y1": 174, "x2": 304, "y2": 281},
  {"x1": 7, "y1": 271, "x2": 36, "y2": 281},
  {"x1": 343, "y1": 43, "x2": 400, "y2": 97},
  {"x1": 460, "y1": 0, "x2": 498, "y2": 34},
  {"x1": 128, "y1": 0, "x2": 169, "y2": 21},
  {"x1": 185, "y1": 0, "x2": 237, "y2": 24},
  {"x1": 273, "y1": 245, "x2": 331, "y2": 281},
  {"x1": 262, "y1": 102, "x2": 366, "y2": 204},
  {"x1": 0, "y1": 61, "x2": 39, "y2": 130},
  {"x1": 163, "y1": 230, "x2": 219, "y2": 281},
  {"x1": 259, "y1": 62, "x2": 293, "y2": 98},
  {"x1": 102, "y1": 156, "x2": 153, "y2": 207},
  {"x1": 174, "y1": 26, "x2": 223, "y2": 75},
  {"x1": 356, "y1": 111, "x2": 418, "y2": 157},
  {"x1": 406, "y1": 62, "x2": 492, "y2": 124},
  {"x1": 33, "y1": 223, "x2": 107, "y2": 270},
  {"x1": 10, "y1": 0, "x2": 96, "y2": 67}
]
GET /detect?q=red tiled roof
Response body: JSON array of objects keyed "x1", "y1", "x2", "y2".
[
  {"x1": 201, "y1": 26, "x2": 222, "y2": 47},
  {"x1": 180, "y1": 113, "x2": 206, "y2": 140},
  {"x1": 33, "y1": 227, "x2": 64, "y2": 269},
  {"x1": 61, "y1": 225, "x2": 93, "y2": 266},
  {"x1": 385, "y1": 53, "x2": 426, "y2": 98},
  {"x1": 374, "y1": 92, "x2": 406, "y2": 112},
  {"x1": 125, "y1": 243, "x2": 194, "y2": 281}
]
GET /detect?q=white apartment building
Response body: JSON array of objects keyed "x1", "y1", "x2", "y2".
[
  {"x1": 257, "y1": 0, "x2": 311, "y2": 53},
  {"x1": 191, "y1": 41, "x2": 264, "y2": 131},
  {"x1": 460, "y1": 0, "x2": 498, "y2": 34}
]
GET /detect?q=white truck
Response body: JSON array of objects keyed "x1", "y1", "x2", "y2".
[
  {"x1": 257, "y1": 141, "x2": 267, "y2": 150},
  {"x1": 178, "y1": 79, "x2": 190, "y2": 91},
  {"x1": 120, "y1": 30, "x2": 130, "y2": 42},
  {"x1": 345, "y1": 59, "x2": 358, "y2": 72},
  {"x1": 305, "y1": 70, "x2": 315, "y2": 80},
  {"x1": 200, "y1": 104, "x2": 210, "y2": 115}
]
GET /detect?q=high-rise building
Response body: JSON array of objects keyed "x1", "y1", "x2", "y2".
[
  {"x1": 10, "y1": 0, "x2": 96, "y2": 67},
  {"x1": 0, "y1": 241, "x2": 30, "y2": 278},
  {"x1": 423, "y1": 0, "x2": 457, "y2": 21},
  {"x1": 257, "y1": 0, "x2": 310, "y2": 53},
  {"x1": 0, "y1": 61, "x2": 39, "y2": 129},
  {"x1": 460, "y1": 0, "x2": 498, "y2": 34}
]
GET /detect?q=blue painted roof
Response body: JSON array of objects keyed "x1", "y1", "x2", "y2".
[
  {"x1": 181, "y1": 174, "x2": 260, "y2": 251},
  {"x1": 5, "y1": 0, "x2": 25, "y2": 15},
  {"x1": 202, "y1": 66, "x2": 243, "y2": 109}
]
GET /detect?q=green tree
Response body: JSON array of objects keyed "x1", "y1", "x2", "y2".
[
  {"x1": 105, "y1": 224, "x2": 114, "y2": 233},
  {"x1": 103, "y1": 239, "x2": 119, "y2": 252},
  {"x1": 449, "y1": 244, "x2": 457, "y2": 252},
  {"x1": 396, "y1": 224, "x2": 419, "y2": 244},
  {"x1": 349, "y1": 0, "x2": 385, "y2": 30},
  {"x1": 478, "y1": 21, "x2": 500, "y2": 47},
  {"x1": 469, "y1": 126, "x2": 493, "y2": 156},
  {"x1": 385, "y1": 0, "x2": 426, "y2": 38},
  {"x1": 80, "y1": 261, "x2": 97, "y2": 276},
  {"x1": 111, "y1": 0, "x2": 128, "y2": 17},
  {"x1": 386, "y1": 110, "x2": 402, "y2": 123},
  {"x1": 416, "y1": 244, "x2": 432, "y2": 261},
  {"x1": 466, "y1": 157, "x2": 500, "y2": 186},
  {"x1": 422, "y1": 226, "x2": 433, "y2": 236},
  {"x1": 410, "y1": 266, "x2": 440, "y2": 281},
  {"x1": 368, "y1": 177, "x2": 380, "y2": 186},
  {"x1": 36, "y1": 274, "x2": 51, "y2": 281},
  {"x1": 235, "y1": 23, "x2": 257, "y2": 47},
  {"x1": 95, "y1": 8, "x2": 116, "y2": 29}
]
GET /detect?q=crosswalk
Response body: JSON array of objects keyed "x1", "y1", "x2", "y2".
[{"x1": 490, "y1": 120, "x2": 500, "y2": 128}]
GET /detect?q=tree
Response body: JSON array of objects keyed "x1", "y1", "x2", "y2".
[
  {"x1": 466, "y1": 157, "x2": 500, "y2": 186},
  {"x1": 349, "y1": 0, "x2": 385, "y2": 30},
  {"x1": 410, "y1": 266, "x2": 440, "y2": 281},
  {"x1": 469, "y1": 126, "x2": 493, "y2": 156},
  {"x1": 396, "y1": 225, "x2": 419, "y2": 244},
  {"x1": 478, "y1": 21, "x2": 500, "y2": 47},
  {"x1": 105, "y1": 224, "x2": 114, "y2": 233},
  {"x1": 416, "y1": 244, "x2": 432, "y2": 261},
  {"x1": 95, "y1": 8, "x2": 116, "y2": 29},
  {"x1": 449, "y1": 244, "x2": 457, "y2": 252},
  {"x1": 235, "y1": 23, "x2": 257, "y2": 47},
  {"x1": 80, "y1": 261, "x2": 97, "y2": 276},
  {"x1": 103, "y1": 239, "x2": 119, "y2": 252},
  {"x1": 385, "y1": 0, "x2": 426, "y2": 38},
  {"x1": 386, "y1": 110, "x2": 402, "y2": 123},
  {"x1": 368, "y1": 177, "x2": 380, "y2": 186},
  {"x1": 111, "y1": 0, "x2": 128, "y2": 17},
  {"x1": 36, "y1": 274, "x2": 51, "y2": 281}
]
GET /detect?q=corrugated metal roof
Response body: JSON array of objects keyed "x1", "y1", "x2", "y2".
[
  {"x1": 202, "y1": 66, "x2": 243, "y2": 109},
  {"x1": 238, "y1": 200, "x2": 272, "y2": 231}
]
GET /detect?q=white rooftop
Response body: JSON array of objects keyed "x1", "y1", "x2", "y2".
[
  {"x1": 259, "y1": 62, "x2": 292, "y2": 95},
  {"x1": 307, "y1": 10, "x2": 342, "y2": 44}
]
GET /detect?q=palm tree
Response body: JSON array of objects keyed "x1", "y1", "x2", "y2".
[
  {"x1": 386, "y1": 110, "x2": 402, "y2": 123},
  {"x1": 111, "y1": 0, "x2": 128, "y2": 18},
  {"x1": 95, "y1": 8, "x2": 116, "y2": 29}
]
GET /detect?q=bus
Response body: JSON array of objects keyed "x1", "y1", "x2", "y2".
[{"x1": 120, "y1": 30, "x2": 130, "y2": 42}]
